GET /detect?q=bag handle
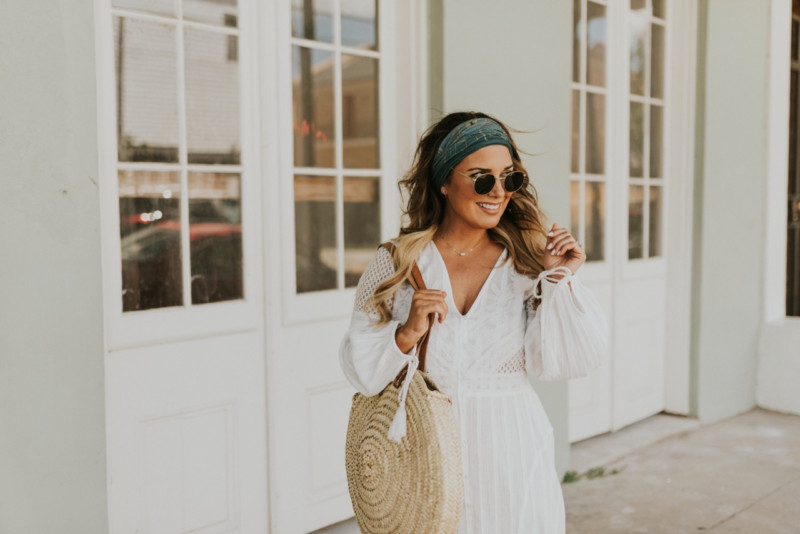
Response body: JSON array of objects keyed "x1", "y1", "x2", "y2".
[{"x1": 380, "y1": 242, "x2": 435, "y2": 383}]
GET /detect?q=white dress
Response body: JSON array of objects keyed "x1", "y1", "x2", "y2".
[{"x1": 339, "y1": 240, "x2": 609, "y2": 534}]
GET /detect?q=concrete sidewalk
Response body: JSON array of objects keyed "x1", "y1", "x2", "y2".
[{"x1": 564, "y1": 408, "x2": 800, "y2": 533}]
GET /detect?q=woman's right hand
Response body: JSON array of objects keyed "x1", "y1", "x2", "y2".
[{"x1": 395, "y1": 289, "x2": 448, "y2": 353}]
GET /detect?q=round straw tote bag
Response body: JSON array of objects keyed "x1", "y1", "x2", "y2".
[{"x1": 345, "y1": 242, "x2": 463, "y2": 534}]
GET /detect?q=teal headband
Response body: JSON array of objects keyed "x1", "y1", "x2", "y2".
[{"x1": 431, "y1": 117, "x2": 516, "y2": 189}]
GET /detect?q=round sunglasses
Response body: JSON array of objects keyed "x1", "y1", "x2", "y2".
[{"x1": 452, "y1": 167, "x2": 527, "y2": 195}]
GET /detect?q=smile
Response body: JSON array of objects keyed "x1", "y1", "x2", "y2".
[{"x1": 477, "y1": 202, "x2": 501, "y2": 212}]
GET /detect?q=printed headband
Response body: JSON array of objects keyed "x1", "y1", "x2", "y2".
[{"x1": 431, "y1": 117, "x2": 516, "y2": 189}]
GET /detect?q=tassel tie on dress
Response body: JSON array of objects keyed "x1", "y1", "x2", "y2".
[
  {"x1": 387, "y1": 354, "x2": 419, "y2": 443},
  {"x1": 532, "y1": 265, "x2": 574, "y2": 299}
]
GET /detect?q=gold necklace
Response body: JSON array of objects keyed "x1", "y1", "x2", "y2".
[{"x1": 436, "y1": 232, "x2": 487, "y2": 257}]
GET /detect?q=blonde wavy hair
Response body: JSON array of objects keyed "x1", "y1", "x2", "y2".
[{"x1": 365, "y1": 111, "x2": 551, "y2": 323}]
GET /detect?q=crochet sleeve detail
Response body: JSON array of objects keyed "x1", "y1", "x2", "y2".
[{"x1": 353, "y1": 244, "x2": 397, "y2": 318}]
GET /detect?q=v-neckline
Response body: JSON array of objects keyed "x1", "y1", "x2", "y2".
[{"x1": 428, "y1": 240, "x2": 508, "y2": 318}]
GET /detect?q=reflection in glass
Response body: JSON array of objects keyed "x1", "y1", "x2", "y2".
[
  {"x1": 586, "y1": 2, "x2": 606, "y2": 87},
  {"x1": 183, "y1": 0, "x2": 238, "y2": 27},
  {"x1": 114, "y1": 16, "x2": 179, "y2": 163},
  {"x1": 119, "y1": 170, "x2": 182, "y2": 311},
  {"x1": 344, "y1": 177, "x2": 380, "y2": 287},
  {"x1": 628, "y1": 185, "x2": 644, "y2": 259},
  {"x1": 573, "y1": 0, "x2": 581, "y2": 83},
  {"x1": 586, "y1": 92, "x2": 605, "y2": 174},
  {"x1": 586, "y1": 181, "x2": 605, "y2": 261},
  {"x1": 629, "y1": 4, "x2": 647, "y2": 96},
  {"x1": 651, "y1": 23, "x2": 665, "y2": 99},
  {"x1": 650, "y1": 104, "x2": 663, "y2": 178},
  {"x1": 649, "y1": 185, "x2": 662, "y2": 257},
  {"x1": 653, "y1": 0, "x2": 666, "y2": 19},
  {"x1": 113, "y1": 0, "x2": 177, "y2": 17},
  {"x1": 342, "y1": 55, "x2": 380, "y2": 168},
  {"x1": 294, "y1": 175, "x2": 337, "y2": 292},
  {"x1": 291, "y1": 0, "x2": 334, "y2": 43},
  {"x1": 570, "y1": 180, "x2": 581, "y2": 244},
  {"x1": 292, "y1": 46, "x2": 335, "y2": 168},
  {"x1": 184, "y1": 28, "x2": 241, "y2": 165},
  {"x1": 188, "y1": 173, "x2": 243, "y2": 304},
  {"x1": 342, "y1": 0, "x2": 377, "y2": 50},
  {"x1": 630, "y1": 102, "x2": 644, "y2": 177},
  {"x1": 571, "y1": 90, "x2": 580, "y2": 173}
]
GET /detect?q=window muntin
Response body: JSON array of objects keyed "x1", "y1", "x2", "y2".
[{"x1": 113, "y1": 0, "x2": 244, "y2": 312}]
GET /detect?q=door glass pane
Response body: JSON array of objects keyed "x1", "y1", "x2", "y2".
[
  {"x1": 650, "y1": 104, "x2": 663, "y2": 178},
  {"x1": 119, "y1": 170, "x2": 183, "y2": 311},
  {"x1": 294, "y1": 175, "x2": 337, "y2": 292},
  {"x1": 114, "y1": 17, "x2": 179, "y2": 163},
  {"x1": 793, "y1": 19, "x2": 798, "y2": 62},
  {"x1": 651, "y1": 23, "x2": 665, "y2": 99},
  {"x1": 291, "y1": 0, "x2": 334, "y2": 43},
  {"x1": 629, "y1": 3, "x2": 648, "y2": 96},
  {"x1": 586, "y1": 92, "x2": 605, "y2": 174},
  {"x1": 649, "y1": 185, "x2": 662, "y2": 257},
  {"x1": 570, "y1": 180, "x2": 581, "y2": 244},
  {"x1": 573, "y1": 0, "x2": 581, "y2": 83},
  {"x1": 586, "y1": 181, "x2": 605, "y2": 261},
  {"x1": 791, "y1": 71, "x2": 798, "y2": 194},
  {"x1": 188, "y1": 173, "x2": 243, "y2": 304},
  {"x1": 628, "y1": 185, "x2": 644, "y2": 259},
  {"x1": 113, "y1": 0, "x2": 177, "y2": 17},
  {"x1": 185, "y1": 28, "x2": 241, "y2": 165},
  {"x1": 630, "y1": 101, "x2": 644, "y2": 177},
  {"x1": 183, "y1": 0, "x2": 237, "y2": 26},
  {"x1": 572, "y1": 90, "x2": 580, "y2": 173},
  {"x1": 342, "y1": 0, "x2": 377, "y2": 50},
  {"x1": 292, "y1": 46, "x2": 335, "y2": 168},
  {"x1": 342, "y1": 55, "x2": 379, "y2": 168},
  {"x1": 653, "y1": 0, "x2": 666, "y2": 19},
  {"x1": 344, "y1": 177, "x2": 380, "y2": 288},
  {"x1": 586, "y1": 2, "x2": 606, "y2": 87}
]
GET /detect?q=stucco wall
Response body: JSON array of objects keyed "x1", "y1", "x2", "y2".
[
  {"x1": 691, "y1": 0, "x2": 769, "y2": 423},
  {"x1": 431, "y1": 0, "x2": 573, "y2": 475},
  {"x1": 0, "y1": 2, "x2": 108, "y2": 532}
]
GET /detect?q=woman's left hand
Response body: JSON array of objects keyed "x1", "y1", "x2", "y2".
[{"x1": 543, "y1": 221, "x2": 585, "y2": 275}]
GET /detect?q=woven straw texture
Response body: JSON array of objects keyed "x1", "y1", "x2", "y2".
[{"x1": 345, "y1": 371, "x2": 463, "y2": 533}]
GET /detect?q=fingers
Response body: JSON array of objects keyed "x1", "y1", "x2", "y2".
[
  {"x1": 410, "y1": 289, "x2": 448, "y2": 324},
  {"x1": 546, "y1": 228, "x2": 575, "y2": 256}
]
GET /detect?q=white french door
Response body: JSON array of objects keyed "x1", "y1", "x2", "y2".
[{"x1": 568, "y1": 0, "x2": 694, "y2": 442}]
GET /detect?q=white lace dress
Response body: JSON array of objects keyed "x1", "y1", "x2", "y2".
[{"x1": 339, "y1": 240, "x2": 609, "y2": 534}]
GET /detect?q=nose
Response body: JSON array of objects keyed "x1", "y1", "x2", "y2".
[{"x1": 488, "y1": 175, "x2": 506, "y2": 198}]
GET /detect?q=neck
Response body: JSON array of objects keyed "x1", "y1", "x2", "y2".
[{"x1": 436, "y1": 216, "x2": 489, "y2": 248}]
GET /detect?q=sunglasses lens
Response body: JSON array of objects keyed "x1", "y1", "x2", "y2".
[
  {"x1": 504, "y1": 171, "x2": 525, "y2": 192},
  {"x1": 474, "y1": 175, "x2": 496, "y2": 195}
]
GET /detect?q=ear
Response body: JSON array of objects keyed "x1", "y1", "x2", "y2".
[{"x1": 440, "y1": 186, "x2": 447, "y2": 196}]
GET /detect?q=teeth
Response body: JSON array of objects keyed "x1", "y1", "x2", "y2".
[{"x1": 477, "y1": 203, "x2": 499, "y2": 210}]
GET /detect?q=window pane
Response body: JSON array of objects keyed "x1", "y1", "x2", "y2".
[
  {"x1": 586, "y1": 2, "x2": 606, "y2": 87},
  {"x1": 344, "y1": 177, "x2": 380, "y2": 288},
  {"x1": 294, "y1": 175, "x2": 337, "y2": 292},
  {"x1": 649, "y1": 185, "x2": 662, "y2": 257},
  {"x1": 184, "y1": 28, "x2": 241, "y2": 165},
  {"x1": 793, "y1": 19, "x2": 798, "y2": 62},
  {"x1": 791, "y1": 71, "x2": 798, "y2": 195},
  {"x1": 342, "y1": 54, "x2": 379, "y2": 168},
  {"x1": 342, "y1": 0, "x2": 377, "y2": 50},
  {"x1": 586, "y1": 92, "x2": 605, "y2": 174},
  {"x1": 114, "y1": 17, "x2": 179, "y2": 163},
  {"x1": 630, "y1": 0, "x2": 645, "y2": 9},
  {"x1": 651, "y1": 23, "x2": 665, "y2": 99},
  {"x1": 628, "y1": 185, "x2": 644, "y2": 259},
  {"x1": 291, "y1": 0, "x2": 334, "y2": 43},
  {"x1": 113, "y1": 0, "x2": 177, "y2": 17},
  {"x1": 570, "y1": 180, "x2": 581, "y2": 245},
  {"x1": 650, "y1": 104, "x2": 663, "y2": 178},
  {"x1": 292, "y1": 46, "x2": 335, "y2": 168},
  {"x1": 571, "y1": 90, "x2": 580, "y2": 173},
  {"x1": 573, "y1": 0, "x2": 581, "y2": 83},
  {"x1": 629, "y1": 5, "x2": 648, "y2": 96},
  {"x1": 119, "y1": 170, "x2": 183, "y2": 311},
  {"x1": 653, "y1": 0, "x2": 666, "y2": 19},
  {"x1": 630, "y1": 101, "x2": 644, "y2": 177},
  {"x1": 586, "y1": 181, "x2": 605, "y2": 261},
  {"x1": 188, "y1": 173, "x2": 243, "y2": 304},
  {"x1": 183, "y1": 0, "x2": 237, "y2": 27}
]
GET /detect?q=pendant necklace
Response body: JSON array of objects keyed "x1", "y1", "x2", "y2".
[{"x1": 436, "y1": 232, "x2": 487, "y2": 257}]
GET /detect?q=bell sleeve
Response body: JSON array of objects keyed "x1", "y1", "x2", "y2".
[
  {"x1": 339, "y1": 245, "x2": 417, "y2": 397},
  {"x1": 523, "y1": 266, "x2": 609, "y2": 381}
]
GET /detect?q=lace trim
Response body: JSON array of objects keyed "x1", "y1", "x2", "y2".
[{"x1": 353, "y1": 245, "x2": 396, "y2": 317}]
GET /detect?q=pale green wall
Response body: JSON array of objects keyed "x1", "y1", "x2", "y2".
[
  {"x1": 430, "y1": 0, "x2": 574, "y2": 475},
  {"x1": 0, "y1": 1, "x2": 108, "y2": 532},
  {"x1": 691, "y1": 0, "x2": 769, "y2": 423}
]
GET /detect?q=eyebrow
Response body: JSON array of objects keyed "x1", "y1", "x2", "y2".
[{"x1": 466, "y1": 164, "x2": 515, "y2": 172}]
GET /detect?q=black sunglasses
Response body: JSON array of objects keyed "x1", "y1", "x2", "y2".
[{"x1": 452, "y1": 168, "x2": 527, "y2": 195}]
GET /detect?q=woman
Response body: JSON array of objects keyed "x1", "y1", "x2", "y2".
[{"x1": 339, "y1": 111, "x2": 608, "y2": 533}]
